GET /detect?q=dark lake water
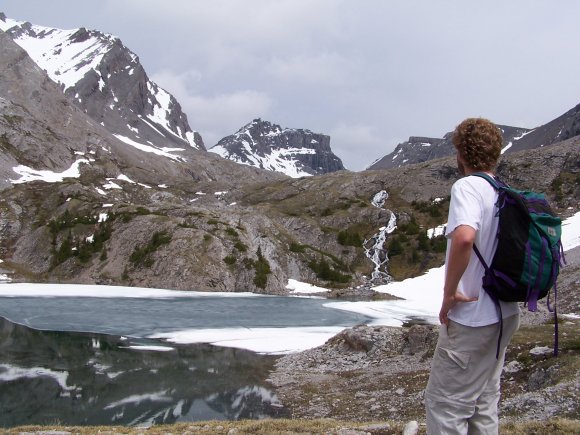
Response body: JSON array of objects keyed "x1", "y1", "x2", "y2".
[
  {"x1": 0, "y1": 317, "x2": 287, "y2": 427},
  {"x1": 0, "y1": 294, "x2": 373, "y2": 427}
]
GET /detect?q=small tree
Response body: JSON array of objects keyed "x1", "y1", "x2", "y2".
[
  {"x1": 254, "y1": 247, "x2": 271, "y2": 289},
  {"x1": 418, "y1": 232, "x2": 430, "y2": 251}
]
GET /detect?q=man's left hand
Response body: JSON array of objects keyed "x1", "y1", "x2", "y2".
[{"x1": 439, "y1": 291, "x2": 478, "y2": 325}]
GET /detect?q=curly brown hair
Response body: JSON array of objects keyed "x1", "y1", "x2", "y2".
[{"x1": 452, "y1": 118, "x2": 503, "y2": 171}]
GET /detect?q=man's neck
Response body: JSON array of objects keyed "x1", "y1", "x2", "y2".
[{"x1": 464, "y1": 168, "x2": 494, "y2": 176}]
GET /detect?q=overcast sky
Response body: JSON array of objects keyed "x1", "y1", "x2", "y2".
[{"x1": 3, "y1": 1, "x2": 580, "y2": 170}]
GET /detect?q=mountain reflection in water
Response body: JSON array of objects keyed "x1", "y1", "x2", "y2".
[{"x1": 0, "y1": 317, "x2": 288, "y2": 427}]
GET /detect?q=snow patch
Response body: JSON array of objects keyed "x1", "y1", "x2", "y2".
[
  {"x1": 120, "y1": 345, "x2": 175, "y2": 352},
  {"x1": 11, "y1": 159, "x2": 89, "y2": 184},
  {"x1": 286, "y1": 279, "x2": 329, "y2": 294},
  {"x1": 427, "y1": 224, "x2": 446, "y2": 239},
  {"x1": 0, "y1": 363, "x2": 76, "y2": 391},
  {"x1": 113, "y1": 134, "x2": 184, "y2": 161}
]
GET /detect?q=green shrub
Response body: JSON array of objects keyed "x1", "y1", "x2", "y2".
[
  {"x1": 178, "y1": 221, "x2": 197, "y2": 229},
  {"x1": 77, "y1": 243, "x2": 92, "y2": 263},
  {"x1": 388, "y1": 237, "x2": 403, "y2": 256},
  {"x1": 412, "y1": 200, "x2": 444, "y2": 218},
  {"x1": 130, "y1": 230, "x2": 172, "y2": 267},
  {"x1": 224, "y1": 255, "x2": 237, "y2": 265},
  {"x1": 289, "y1": 242, "x2": 307, "y2": 253},
  {"x1": 150, "y1": 231, "x2": 171, "y2": 248},
  {"x1": 130, "y1": 246, "x2": 154, "y2": 268},
  {"x1": 234, "y1": 241, "x2": 247, "y2": 252},
  {"x1": 53, "y1": 233, "x2": 73, "y2": 266},
  {"x1": 337, "y1": 229, "x2": 363, "y2": 247},
  {"x1": 398, "y1": 217, "x2": 420, "y2": 235},
  {"x1": 48, "y1": 210, "x2": 75, "y2": 236},
  {"x1": 253, "y1": 247, "x2": 271, "y2": 289},
  {"x1": 429, "y1": 207, "x2": 442, "y2": 218},
  {"x1": 225, "y1": 227, "x2": 239, "y2": 237},
  {"x1": 308, "y1": 257, "x2": 350, "y2": 283},
  {"x1": 50, "y1": 217, "x2": 112, "y2": 267},
  {"x1": 92, "y1": 222, "x2": 112, "y2": 252},
  {"x1": 418, "y1": 232, "x2": 430, "y2": 251}
]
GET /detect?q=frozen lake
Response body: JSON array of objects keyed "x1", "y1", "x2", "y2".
[
  {"x1": 0, "y1": 284, "x2": 435, "y2": 427},
  {"x1": 0, "y1": 283, "x2": 439, "y2": 354}
]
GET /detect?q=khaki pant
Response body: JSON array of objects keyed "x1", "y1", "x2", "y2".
[{"x1": 425, "y1": 314, "x2": 520, "y2": 435}]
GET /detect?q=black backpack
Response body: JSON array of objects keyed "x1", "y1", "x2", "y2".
[{"x1": 471, "y1": 173, "x2": 564, "y2": 356}]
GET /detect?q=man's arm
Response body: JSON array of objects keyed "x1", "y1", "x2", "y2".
[{"x1": 439, "y1": 224, "x2": 478, "y2": 325}]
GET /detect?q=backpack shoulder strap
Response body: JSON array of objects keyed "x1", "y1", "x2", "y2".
[{"x1": 470, "y1": 172, "x2": 506, "y2": 190}]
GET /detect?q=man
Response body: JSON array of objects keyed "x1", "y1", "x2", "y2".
[{"x1": 425, "y1": 118, "x2": 520, "y2": 434}]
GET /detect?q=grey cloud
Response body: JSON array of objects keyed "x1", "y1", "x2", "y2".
[{"x1": 3, "y1": 0, "x2": 580, "y2": 170}]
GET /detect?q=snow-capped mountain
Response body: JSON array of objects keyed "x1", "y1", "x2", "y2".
[
  {"x1": 209, "y1": 119, "x2": 345, "y2": 178},
  {"x1": 0, "y1": 13, "x2": 204, "y2": 152},
  {"x1": 367, "y1": 125, "x2": 531, "y2": 170},
  {"x1": 368, "y1": 103, "x2": 580, "y2": 171},
  {"x1": 503, "y1": 103, "x2": 580, "y2": 154}
]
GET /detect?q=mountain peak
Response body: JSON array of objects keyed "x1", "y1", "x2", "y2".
[
  {"x1": 367, "y1": 124, "x2": 537, "y2": 170},
  {"x1": 210, "y1": 120, "x2": 345, "y2": 178}
]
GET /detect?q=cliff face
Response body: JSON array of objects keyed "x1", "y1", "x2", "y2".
[{"x1": 210, "y1": 119, "x2": 345, "y2": 178}]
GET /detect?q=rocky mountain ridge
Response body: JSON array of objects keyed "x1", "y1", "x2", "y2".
[
  {"x1": 1, "y1": 13, "x2": 348, "y2": 179},
  {"x1": 209, "y1": 119, "x2": 345, "y2": 178},
  {"x1": 0, "y1": 13, "x2": 578, "y2": 295},
  {"x1": 0, "y1": 12, "x2": 204, "y2": 152},
  {"x1": 368, "y1": 105, "x2": 580, "y2": 170}
]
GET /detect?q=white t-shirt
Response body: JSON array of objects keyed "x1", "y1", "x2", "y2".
[{"x1": 445, "y1": 175, "x2": 520, "y2": 327}]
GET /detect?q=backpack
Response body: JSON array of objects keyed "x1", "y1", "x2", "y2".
[{"x1": 471, "y1": 173, "x2": 565, "y2": 356}]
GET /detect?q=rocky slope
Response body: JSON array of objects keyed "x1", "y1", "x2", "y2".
[
  {"x1": 210, "y1": 119, "x2": 345, "y2": 177},
  {"x1": 368, "y1": 104, "x2": 580, "y2": 170},
  {"x1": 268, "y1": 246, "x2": 580, "y2": 424},
  {"x1": 0, "y1": 13, "x2": 204, "y2": 151}
]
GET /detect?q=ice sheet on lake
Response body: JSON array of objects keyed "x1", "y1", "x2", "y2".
[
  {"x1": 0, "y1": 283, "x2": 259, "y2": 299},
  {"x1": 149, "y1": 326, "x2": 346, "y2": 355}
]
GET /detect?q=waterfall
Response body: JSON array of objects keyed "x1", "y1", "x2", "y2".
[
  {"x1": 363, "y1": 190, "x2": 397, "y2": 284},
  {"x1": 371, "y1": 190, "x2": 389, "y2": 208}
]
